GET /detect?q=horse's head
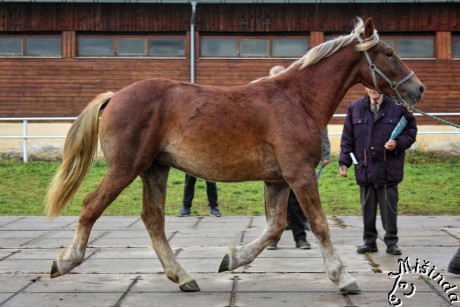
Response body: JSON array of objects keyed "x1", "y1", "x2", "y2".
[{"x1": 356, "y1": 18, "x2": 425, "y2": 109}]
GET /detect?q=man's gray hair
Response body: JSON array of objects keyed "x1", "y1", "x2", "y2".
[{"x1": 269, "y1": 65, "x2": 286, "y2": 77}]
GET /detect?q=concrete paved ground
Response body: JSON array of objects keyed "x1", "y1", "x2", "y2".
[{"x1": 0, "y1": 215, "x2": 458, "y2": 307}]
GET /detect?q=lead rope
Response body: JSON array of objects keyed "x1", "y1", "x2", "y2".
[{"x1": 410, "y1": 106, "x2": 460, "y2": 129}]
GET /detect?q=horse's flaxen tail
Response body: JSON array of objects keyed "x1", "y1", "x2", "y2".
[{"x1": 45, "y1": 91, "x2": 114, "y2": 219}]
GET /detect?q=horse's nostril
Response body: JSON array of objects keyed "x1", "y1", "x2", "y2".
[{"x1": 419, "y1": 86, "x2": 425, "y2": 94}]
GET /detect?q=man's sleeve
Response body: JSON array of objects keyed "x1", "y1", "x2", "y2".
[
  {"x1": 322, "y1": 127, "x2": 331, "y2": 161},
  {"x1": 396, "y1": 109, "x2": 417, "y2": 151},
  {"x1": 339, "y1": 105, "x2": 354, "y2": 167}
]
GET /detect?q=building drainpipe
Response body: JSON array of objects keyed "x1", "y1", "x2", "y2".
[{"x1": 190, "y1": 1, "x2": 197, "y2": 84}]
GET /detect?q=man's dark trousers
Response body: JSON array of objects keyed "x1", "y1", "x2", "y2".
[
  {"x1": 183, "y1": 174, "x2": 218, "y2": 207},
  {"x1": 287, "y1": 190, "x2": 307, "y2": 242},
  {"x1": 360, "y1": 184, "x2": 398, "y2": 246}
]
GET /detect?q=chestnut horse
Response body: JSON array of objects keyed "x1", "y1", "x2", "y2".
[{"x1": 45, "y1": 18, "x2": 424, "y2": 294}]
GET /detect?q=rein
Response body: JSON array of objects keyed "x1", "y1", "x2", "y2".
[
  {"x1": 412, "y1": 106, "x2": 460, "y2": 129},
  {"x1": 356, "y1": 36, "x2": 415, "y2": 111}
]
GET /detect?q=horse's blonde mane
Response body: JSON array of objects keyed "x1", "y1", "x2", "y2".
[{"x1": 299, "y1": 18, "x2": 379, "y2": 70}]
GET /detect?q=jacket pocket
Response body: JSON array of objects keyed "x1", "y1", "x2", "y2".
[
  {"x1": 353, "y1": 118, "x2": 368, "y2": 148},
  {"x1": 382, "y1": 118, "x2": 398, "y2": 138}
]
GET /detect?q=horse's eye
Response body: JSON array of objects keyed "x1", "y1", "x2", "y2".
[{"x1": 386, "y1": 51, "x2": 394, "y2": 57}]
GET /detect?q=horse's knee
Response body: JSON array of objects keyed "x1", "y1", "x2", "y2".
[{"x1": 266, "y1": 223, "x2": 284, "y2": 241}]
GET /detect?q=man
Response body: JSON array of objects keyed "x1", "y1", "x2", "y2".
[
  {"x1": 178, "y1": 174, "x2": 221, "y2": 217},
  {"x1": 339, "y1": 87, "x2": 417, "y2": 255}
]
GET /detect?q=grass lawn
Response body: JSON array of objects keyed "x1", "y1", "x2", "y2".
[{"x1": 0, "y1": 151, "x2": 458, "y2": 216}]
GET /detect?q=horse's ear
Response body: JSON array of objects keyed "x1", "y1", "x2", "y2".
[{"x1": 364, "y1": 18, "x2": 375, "y2": 38}]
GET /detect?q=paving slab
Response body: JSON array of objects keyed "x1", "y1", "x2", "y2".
[
  {"x1": 0, "y1": 216, "x2": 458, "y2": 307},
  {"x1": 0, "y1": 259, "x2": 51, "y2": 274},
  {"x1": 2, "y1": 292, "x2": 122, "y2": 307},
  {"x1": 90, "y1": 247, "x2": 158, "y2": 259},
  {"x1": 121, "y1": 292, "x2": 231, "y2": 307},
  {"x1": 132, "y1": 273, "x2": 234, "y2": 292},
  {"x1": 235, "y1": 292, "x2": 348, "y2": 307},
  {"x1": 26, "y1": 274, "x2": 134, "y2": 293}
]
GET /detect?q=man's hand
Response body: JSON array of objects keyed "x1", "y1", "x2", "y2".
[
  {"x1": 322, "y1": 160, "x2": 330, "y2": 166},
  {"x1": 339, "y1": 166, "x2": 347, "y2": 177},
  {"x1": 384, "y1": 140, "x2": 397, "y2": 151}
]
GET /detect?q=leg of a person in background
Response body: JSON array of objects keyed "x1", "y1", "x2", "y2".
[
  {"x1": 378, "y1": 185, "x2": 401, "y2": 255},
  {"x1": 206, "y1": 181, "x2": 221, "y2": 217},
  {"x1": 179, "y1": 174, "x2": 197, "y2": 216},
  {"x1": 288, "y1": 190, "x2": 310, "y2": 249},
  {"x1": 357, "y1": 185, "x2": 378, "y2": 253}
]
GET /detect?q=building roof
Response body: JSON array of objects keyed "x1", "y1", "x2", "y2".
[{"x1": 0, "y1": 0, "x2": 457, "y2": 3}]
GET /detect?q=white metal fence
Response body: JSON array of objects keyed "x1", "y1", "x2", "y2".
[
  {"x1": 0, "y1": 117, "x2": 76, "y2": 162},
  {"x1": 1, "y1": 114, "x2": 460, "y2": 162}
]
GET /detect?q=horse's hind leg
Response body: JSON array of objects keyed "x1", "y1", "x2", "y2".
[
  {"x1": 219, "y1": 182, "x2": 290, "y2": 272},
  {"x1": 140, "y1": 162, "x2": 199, "y2": 292},
  {"x1": 287, "y1": 170, "x2": 361, "y2": 294},
  {"x1": 50, "y1": 170, "x2": 137, "y2": 278}
]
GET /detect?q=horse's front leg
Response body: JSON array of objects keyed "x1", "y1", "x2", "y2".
[
  {"x1": 140, "y1": 163, "x2": 199, "y2": 292},
  {"x1": 219, "y1": 181, "x2": 289, "y2": 272},
  {"x1": 288, "y1": 167, "x2": 361, "y2": 294}
]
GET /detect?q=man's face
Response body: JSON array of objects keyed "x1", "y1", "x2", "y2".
[{"x1": 365, "y1": 87, "x2": 381, "y2": 101}]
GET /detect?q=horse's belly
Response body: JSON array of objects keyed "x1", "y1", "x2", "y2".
[{"x1": 157, "y1": 149, "x2": 282, "y2": 182}]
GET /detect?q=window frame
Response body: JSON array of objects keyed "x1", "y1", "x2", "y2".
[
  {"x1": 380, "y1": 34, "x2": 436, "y2": 59},
  {"x1": 0, "y1": 34, "x2": 62, "y2": 58},
  {"x1": 325, "y1": 32, "x2": 436, "y2": 60},
  {"x1": 452, "y1": 35, "x2": 460, "y2": 59},
  {"x1": 199, "y1": 34, "x2": 309, "y2": 59},
  {"x1": 77, "y1": 33, "x2": 186, "y2": 59}
]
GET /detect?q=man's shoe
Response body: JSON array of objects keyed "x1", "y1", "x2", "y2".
[
  {"x1": 448, "y1": 249, "x2": 460, "y2": 275},
  {"x1": 209, "y1": 206, "x2": 221, "y2": 217},
  {"x1": 386, "y1": 245, "x2": 402, "y2": 255},
  {"x1": 178, "y1": 207, "x2": 191, "y2": 217},
  {"x1": 357, "y1": 244, "x2": 378, "y2": 254},
  {"x1": 267, "y1": 242, "x2": 278, "y2": 250},
  {"x1": 295, "y1": 239, "x2": 311, "y2": 249}
]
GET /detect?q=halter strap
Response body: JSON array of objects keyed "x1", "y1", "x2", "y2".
[{"x1": 356, "y1": 36, "x2": 414, "y2": 111}]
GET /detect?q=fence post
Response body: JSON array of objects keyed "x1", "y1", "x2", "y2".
[{"x1": 23, "y1": 119, "x2": 28, "y2": 163}]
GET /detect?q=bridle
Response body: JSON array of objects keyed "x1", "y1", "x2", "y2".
[{"x1": 356, "y1": 36, "x2": 415, "y2": 111}]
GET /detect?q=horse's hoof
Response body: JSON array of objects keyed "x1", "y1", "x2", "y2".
[
  {"x1": 50, "y1": 260, "x2": 61, "y2": 279},
  {"x1": 179, "y1": 280, "x2": 200, "y2": 292},
  {"x1": 218, "y1": 254, "x2": 230, "y2": 273},
  {"x1": 340, "y1": 281, "x2": 361, "y2": 294}
]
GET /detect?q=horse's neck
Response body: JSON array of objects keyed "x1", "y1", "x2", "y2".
[{"x1": 292, "y1": 47, "x2": 361, "y2": 127}]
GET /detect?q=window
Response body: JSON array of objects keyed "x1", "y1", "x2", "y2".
[
  {"x1": 0, "y1": 38, "x2": 22, "y2": 55},
  {"x1": 77, "y1": 35, "x2": 185, "y2": 57},
  {"x1": 119, "y1": 38, "x2": 145, "y2": 55},
  {"x1": 201, "y1": 38, "x2": 237, "y2": 56},
  {"x1": 149, "y1": 38, "x2": 185, "y2": 56},
  {"x1": 79, "y1": 38, "x2": 114, "y2": 56},
  {"x1": 0, "y1": 35, "x2": 61, "y2": 57},
  {"x1": 201, "y1": 36, "x2": 308, "y2": 58},
  {"x1": 381, "y1": 35, "x2": 435, "y2": 58},
  {"x1": 240, "y1": 39, "x2": 269, "y2": 56},
  {"x1": 452, "y1": 36, "x2": 460, "y2": 58},
  {"x1": 272, "y1": 39, "x2": 308, "y2": 57}
]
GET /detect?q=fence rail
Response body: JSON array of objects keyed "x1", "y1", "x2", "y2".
[{"x1": 1, "y1": 114, "x2": 460, "y2": 162}]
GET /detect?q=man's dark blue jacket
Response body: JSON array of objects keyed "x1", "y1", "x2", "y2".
[{"x1": 339, "y1": 95, "x2": 417, "y2": 187}]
